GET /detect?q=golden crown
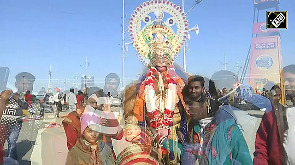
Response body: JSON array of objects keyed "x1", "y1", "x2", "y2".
[{"x1": 129, "y1": 0, "x2": 188, "y2": 66}]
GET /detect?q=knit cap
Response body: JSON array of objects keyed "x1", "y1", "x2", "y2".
[{"x1": 80, "y1": 111, "x2": 101, "y2": 133}]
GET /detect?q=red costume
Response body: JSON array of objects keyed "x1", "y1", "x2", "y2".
[
  {"x1": 254, "y1": 108, "x2": 285, "y2": 165},
  {"x1": 62, "y1": 111, "x2": 82, "y2": 150}
]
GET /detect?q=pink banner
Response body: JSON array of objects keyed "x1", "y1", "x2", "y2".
[
  {"x1": 248, "y1": 36, "x2": 282, "y2": 89},
  {"x1": 253, "y1": 22, "x2": 280, "y2": 34}
]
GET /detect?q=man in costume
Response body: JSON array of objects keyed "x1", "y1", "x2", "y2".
[
  {"x1": 179, "y1": 75, "x2": 252, "y2": 164},
  {"x1": 113, "y1": 83, "x2": 160, "y2": 165},
  {"x1": 128, "y1": 3, "x2": 190, "y2": 163},
  {"x1": 133, "y1": 52, "x2": 184, "y2": 163}
]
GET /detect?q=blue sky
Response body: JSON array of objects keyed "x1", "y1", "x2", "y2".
[{"x1": 0, "y1": 0, "x2": 294, "y2": 93}]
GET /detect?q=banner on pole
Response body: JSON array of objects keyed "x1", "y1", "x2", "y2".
[
  {"x1": 248, "y1": 36, "x2": 282, "y2": 90},
  {"x1": 254, "y1": 0, "x2": 279, "y2": 9},
  {"x1": 253, "y1": 22, "x2": 280, "y2": 35}
]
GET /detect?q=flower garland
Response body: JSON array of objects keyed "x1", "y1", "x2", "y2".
[{"x1": 143, "y1": 65, "x2": 179, "y2": 131}]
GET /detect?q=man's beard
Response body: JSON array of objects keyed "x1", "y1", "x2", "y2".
[{"x1": 189, "y1": 94, "x2": 203, "y2": 102}]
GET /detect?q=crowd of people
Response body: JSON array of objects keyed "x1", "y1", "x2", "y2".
[
  {"x1": 0, "y1": 38, "x2": 295, "y2": 165},
  {"x1": 0, "y1": 63, "x2": 294, "y2": 164},
  {"x1": 0, "y1": 72, "x2": 38, "y2": 164},
  {"x1": 0, "y1": 6, "x2": 295, "y2": 164},
  {"x1": 0, "y1": 71, "x2": 123, "y2": 164}
]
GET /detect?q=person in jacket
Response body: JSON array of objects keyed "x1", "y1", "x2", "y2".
[
  {"x1": 1, "y1": 93, "x2": 23, "y2": 161},
  {"x1": 62, "y1": 106, "x2": 84, "y2": 150},
  {"x1": 0, "y1": 90, "x2": 12, "y2": 164},
  {"x1": 65, "y1": 111, "x2": 115, "y2": 165},
  {"x1": 254, "y1": 85, "x2": 286, "y2": 164}
]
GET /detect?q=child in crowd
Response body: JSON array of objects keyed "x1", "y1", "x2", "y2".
[
  {"x1": 63, "y1": 95, "x2": 103, "y2": 150},
  {"x1": 65, "y1": 112, "x2": 114, "y2": 165}
]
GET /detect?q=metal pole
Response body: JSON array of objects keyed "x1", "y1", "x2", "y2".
[
  {"x1": 185, "y1": 2, "x2": 198, "y2": 16},
  {"x1": 182, "y1": 0, "x2": 185, "y2": 19},
  {"x1": 122, "y1": 0, "x2": 125, "y2": 89},
  {"x1": 182, "y1": 0, "x2": 187, "y2": 72},
  {"x1": 64, "y1": 78, "x2": 66, "y2": 91},
  {"x1": 22, "y1": 76, "x2": 25, "y2": 93},
  {"x1": 48, "y1": 65, "x2": 52, "y2": 94},
  {"x1": 183, "y1": 43, "x2": 186, "y2": 72},
  {"x1": 224, "y1": 55, "x2": 227, "y2": 70},
  {"x1": 85, "y1": 56, "x2": 88, "y2": 95}
]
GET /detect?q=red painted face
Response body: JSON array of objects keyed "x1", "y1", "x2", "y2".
[{"x1": 155, "y1": 62, "x2": 168, "y2": 73}]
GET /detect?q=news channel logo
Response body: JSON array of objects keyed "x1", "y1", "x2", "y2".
[{"x1": 266, "y1": 11, "x2": 287, "y2": 29}]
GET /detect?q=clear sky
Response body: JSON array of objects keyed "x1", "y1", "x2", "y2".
[{"x1": 0, "y1": 0, "x2": 294, "y2": 93}]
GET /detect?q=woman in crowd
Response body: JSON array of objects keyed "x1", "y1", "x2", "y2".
[{"x1": 62, "y1": 105, "x2": 85, "y2": 150}]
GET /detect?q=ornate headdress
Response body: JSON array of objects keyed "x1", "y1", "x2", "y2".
[{"x1": 129, "y1": 0, "x2": 188, "y2": 67}]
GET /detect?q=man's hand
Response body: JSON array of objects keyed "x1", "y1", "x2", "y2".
[
  {"x1": 177, "y1": 131, "x2": 184, "y2": 143},
  {"x1": 63, "y1": 117, "x2": 72, "y2": 123},
  {"x1": 101, "y1": 118, "x2": 108, "y2": 126},
  {"x1": 0, "y1": 90, "x2": 12, "y2": 102}
]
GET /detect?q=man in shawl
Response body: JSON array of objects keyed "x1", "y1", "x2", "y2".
[{"x1": 179, "y1": 75, "x2": 252, "y2": 164}]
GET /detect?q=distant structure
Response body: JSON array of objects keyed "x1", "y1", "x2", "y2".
[
  {"x1": 81, "y1": 76, "x2": 94, "y2": 90},
  {"x1": 211, "y1": 70, "x2": 237, "y2": 90},
  {"x1": 240, "y1": 0, "x2": 282, "y2": 91},
  {"x1": 48, "y1": 65, "x2": 52, "y2": 94}
]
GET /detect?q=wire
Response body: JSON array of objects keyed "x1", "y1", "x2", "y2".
[{"x1": 240, "y1": 3, "x2": 258, "y2": 84}]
